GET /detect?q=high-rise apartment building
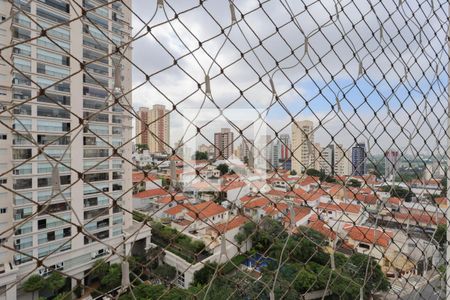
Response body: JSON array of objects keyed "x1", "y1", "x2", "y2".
[
  {"x1": 136, "y1": 107, "x2": 149, "y2": 146},
  {"x1": 334, "y1": 144, "x2": 349, "y2": 176},
  {"x1": 291, "y1": 120, "x2": 314, "y2": 174},
  {"x1": 384, "y1": 150, "x2": 400, "y2": 180},
  {"x1": 135, "y1": 105, "x2": 170, "y2": 154},
  {"x1": 238, "y1": 139, "x2": 253, "y2": 162},
  {"x1": 278, "y1": 134, "x2": 291, "y2": 162},
  {"x1": 352, "y1": 142, "x2": 367, "y2": 176},
  {"x1": 214, "y1": 128, "x2": 234, "y2": 160},
  {"x1": 0, "y1": 2, "x2": 150, "y2": 298},
  {"x1": 316, "y1": 144, "x2": 334, "y2": 175}
]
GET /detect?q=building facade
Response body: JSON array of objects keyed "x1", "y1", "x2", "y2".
[
  {"x1": 136, "y1": 105, "x2": 170, "y2": 154},
  {"x1": 291, "y1": 120, "x2": 314, "y2": 174},
  {"x1": 384, "y1": 150, "x2": 400, "y2": 180},
  {"x1": 0, "y1": 1, "x2": 149, "y2": 298},
  {"x1": 214, "y1": 128, "x2": 234, "y2": 160},
  {"x1": 334, "y1": 144, "x2": 349, "y2": 176},
  {"x1": 351, "y1": 142, "x2": 367, "y2": 176}
]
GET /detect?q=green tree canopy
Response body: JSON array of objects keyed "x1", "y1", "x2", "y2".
[
  {"x1": 216, "y1": 163, "x2": 230, "y2": 175},
  {"x1": 194, "y1": 151, "x2": 208, "y2": 160}
]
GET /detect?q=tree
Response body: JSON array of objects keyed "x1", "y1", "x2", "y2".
[
  {"x1": 100, "y1": 264, "x2": 121, "y2": 292},
  {"x1": 135, "y1": 143, "x2": 149, "y2": 154},
  {"x1": 216, "y1": 163, "x2": 229, "y2": 175},
  {"x1": 153, "y1": 264, "x2": 176, "y2": 282},
  {"x1": 381, "y1": 185, "x2": 415, "y2": 201},
  {"x1": 194, "y1": 151, "x2": 208, "y2": 160},
  {"x1": 90, "y1": 259, "x2": 109, "y2": 280},
  {"x1": 346, "y1": 178, "x2": 362, "y2": 187},
  {"x1": 305, "y1": 168, "x2": 321, "y2": 177},
  {"x1": 345, "y1": 253, "x2": 390, "y2": 296},
  {"x1": 193, "y1": 262, "x2": 217, "y2": 285},
  {"x1": 440, "y1": 177, "x2": 447, "y2": 196},
  {"x1": 290, "y1": 170, "x2": 297, "y2": 175},
  {"x1": 23, "y1": 274, "x2": 45, "y2": 300},
  {"x1": 44, "y1": 272, "x2": 66, "y2": 294},
  {"x1": 434, "y1": 224, "x2": 446, "y2": 249}
]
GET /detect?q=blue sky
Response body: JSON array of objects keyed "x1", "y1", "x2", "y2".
[{"x1": 129, "y1": 0, "x2": 448, "y2": 155}]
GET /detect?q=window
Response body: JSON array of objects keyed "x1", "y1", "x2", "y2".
[
  {"x1": 83, "y1": 112, "x2": 108, "y2": 122},
  {"x1": 38, "y1": 93, "x2": 70, "y2": 106},
  {"x1": 37, "y1": 7, "x2": 68, "y2": 24},
  {"x1": 13, "y1": 149, "x2": 32, "y2": 160},
  {"x1": 83, "y1": 172, "x2": 109, "y2": 182},
  {"x1": 37, "y1": 120, "x2": 70, "y2": 132},
  {"x1": 13, "y1": 178, "x2": 32, "y2": 190},
  {"x1": 12, "y1": 27, "x2": 30, "y2": 40},
  {"x1": 37, "y1": 106, "x2": 70, "y2": 119},
  {"x1": 37, "y1": 135, "x2": 70, "y2": 145},
  {"x1": 14, "y1": 207, "x2": 32, "y2": 220},
  {"x1": 37, "y1": 49, "x2": 70, "y2": 66},
  {"x1": 13, "y1": 104, "x2": 31, "y2": 115},
  {"x1": 37, "y1": 63, "x2": 70, "y2": 78},
  {"x1": 13, "y1": 44, "x2": 31, "y2": 57},
  {"x1": 0, "y1": 134, "x2": 6, "y2": 140},
  {"x1": 83, "y1": 149, "x2": 109, "y2": 158},
  {"x1": 38, "y1": 219, "x2": 46, "y2": 229},
  {"x1": 12, "y1": 88, "x2": 31, "y2": 100},
  {"x1": 0, "y1": 208, "x2": 6, "y2": 214},
  {"x1": 38, "y1": 0, "x2": 70, "y2": 13}
]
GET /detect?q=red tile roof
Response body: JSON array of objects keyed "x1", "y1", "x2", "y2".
[
  {"x1": 344, "y1": 225, "x2": 392, "y2": 248},
  {"x1": 164, "y1": 205, "x2": 187, "y2": 216},
  {"x1": 221, "y1": 181, "x2": 247, "y2": 191},
  {"x1": 297, "y1": 176, "x2": 320, "y2": 186},
  {"x1": 283, "y1": 207, "x2": 311, "y2": 224},
  {"x1": 134, "y1": 188, "x2": 169, "y2": 199},
  {"x1": 186, "y1": 201, "x2": 228, "y2": 220},
  {"x1": 243, "y1": 197, "x2": 270, "y2": 209},
  {"x1": 435, "y1": 197, "x2": 448, "y2": 206},
  {"x1": 355, "y1": 194, "x2": 378, "y2": 205},
  {"x1": 387, "y1": 197, "x2": 402, "y2": 205},
  {"x1": 318, "y1": 202, "x2": 362, "y2": 214},
  {"x1": 266, "y1": 189, "x2": 287, "y2": 197},
  {"x1": 288, "y1": 188, "x2": 325, "y2": 202},
  {"x1": 308, "y1": 220, "x2": 337, "y2": 239},
  {"x1": 156, "y1": 194, "x2": 187, "y2": 204},
  {"x1": 393, "y1": 212, "x2": 445, "y2": 225},
  {"x1": 213, "y1": 215, "x2": 249, "y2": 233},
  {"x1": 132, "y1": 172, "x2": 158, "y2": 183}
]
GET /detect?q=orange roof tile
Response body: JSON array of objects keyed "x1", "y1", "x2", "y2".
[
  {"x1": 387, "y1": 197, "x2": 402, "y2": 205},
  {"x1": 297, "y1": 176, "x2": 320, "y2": 186},
  {"x1": 283, "y1": 207, "x2": 311, "y2": 224},
  {"x1": 164, "y1": 205, "x2": 188, "y2": 216},
  {"x1": 221, "y1": 181, "x2": 247, "y2": 191},
  {"x1": 435, "y1": 197, "x2": 448, "y2": 205},
  {"x1": 355, "y1": 194, "x2": 378, "y2": 205},
  {"x1": 186, "y1": 201, "x2": 228, "y2": 220},
  {"x1": 344, "y1": 225, "x2": 392, "y2": 248},
  {"x1": 393, "y1": 212, "x2": 445, "y2": 225},
  {"x1": 213, "y1": 215, "x2": 249, "y2": 233},
  {"x1": 132, "y1": 172, "x2": 158, "y2": 183},
  {"x1": 308, "y1": 220, "x2": 337, "y2": 239},
  {"x1": 243, "y1": 197, "x2": 270, "y2": 209},
  {"x1": 156, "y1": 194, "x2": 187, "y2": 204},
  {"x1": 318, "y1": 202, "x2": 362, "y2": 214},
  {"x1": 134, "y1": 188, "x2": 169, "y2": 199},
  {"x1": 266, "y1": 189, "x2": 287, "y2": 197}
]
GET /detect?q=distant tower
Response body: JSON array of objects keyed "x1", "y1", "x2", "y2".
[
  {"x1": 291, "y1": 120, "x2": 314, "y2": 174},
  {"x1": 214, "y1": 128, "x2": 234, "y2": 160},
  {"x1": 384, "y1": 150, "x2": 400, "y2": 180},
  {"x1": 351, "y1": 142, "x2": 367, "y2": 176},
  {"x1": 136, "y1": 105, "x2": 170, "y2": 154}
]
